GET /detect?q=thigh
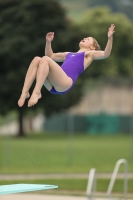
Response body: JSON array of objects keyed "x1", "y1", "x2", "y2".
[
  {"x1": 44, "y1": 79, "x2": 52, "y2": 90},
  {"x1": 41, "y1": 56, "x2": 73, "y2": 91}
]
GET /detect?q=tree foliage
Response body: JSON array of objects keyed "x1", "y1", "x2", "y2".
[
  {"x1": 86, "y1": 0, "x2": 133, "y2": 21},
  {"x1": 56, "y1": 0, "x2": 133, "y2": 21}
]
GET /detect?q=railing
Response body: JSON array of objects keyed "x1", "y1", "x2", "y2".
[
  {"x1": 86, "y1": 168, "x2": 96, "y2": 200},
  {"x1": 106, "y1": 159, "x2": 128, "y2": 200}
]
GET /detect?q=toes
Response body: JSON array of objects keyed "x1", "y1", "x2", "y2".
[
  {"x1": 28, "y1": 102, "x2": 34, "y2": 107},
  {"x1": 28, "y1": 100, "x2": 37, "y2": 107},
  {"x1": 27, "y1": 93, "x2": 41, "y2": 107},
  {"x1": 18, "y1": 99, "x2": 25, "y2": 107},
  {"x1": 18, "y1": 93, "x2": 30, "y2": 107},
  {"x1": 28, "y1": 98, "x2": 36, "y2": 107}
]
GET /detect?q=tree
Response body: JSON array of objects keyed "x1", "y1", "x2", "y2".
[
  {"x1": 86, "y1": 0, "x2": 133, "y2": 21},
  {"x1": 56, "y1": 0, "x2": 133, "y2": 22},
  {"x1": 78, "y1": 7, "x2": 133, "y2": 80},
  {"x1": 0, "y1": 0, "x2": 84, "y2": 136}
]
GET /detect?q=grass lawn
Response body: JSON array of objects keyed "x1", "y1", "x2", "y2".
[{"x1": 0, "y1": 133, "x2": 132, "y2": 174}]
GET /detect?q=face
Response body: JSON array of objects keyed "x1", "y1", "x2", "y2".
[{"x1": 79, "y1": 37, "x2": 94, "y2": 49}]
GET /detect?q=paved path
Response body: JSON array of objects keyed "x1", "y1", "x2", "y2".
[
  {"x1": 0, "y1": 173, "x2": 133, "y2": 180},
  {"x1": 0, "y1": 194, "x2": 107, "y2": 200}
]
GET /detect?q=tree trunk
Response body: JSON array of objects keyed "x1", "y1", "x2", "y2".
[
  {"x1": 29, "y1": 117, "x2": 33, "y2": 132},
  {"x1": 17, "y1": 107, "x2": 25, "y2": 137}
]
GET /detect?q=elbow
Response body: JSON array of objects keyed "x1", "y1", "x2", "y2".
[
  {"x1": 45, "y1": 53, "x2": 53, "y2": 58},
  {"x1": 50, "y1": 53, "x2": 54, "y2": 59},
  {"x1": 104, "y1": 52, "x2": 110, "y2": 59}
]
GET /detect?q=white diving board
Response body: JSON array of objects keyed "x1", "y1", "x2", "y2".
[{"x1": 0, "y1": 184, "x2": 58, "y2": 195}]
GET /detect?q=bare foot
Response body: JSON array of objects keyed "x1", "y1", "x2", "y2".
[
  {"x1": 18, "y1": 92, "x2": 30, "y2": 107},
  {"x1": 28, "y1": 92, "x2": 42, "y2": 107}
]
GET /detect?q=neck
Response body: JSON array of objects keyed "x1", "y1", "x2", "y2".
[{"x1": 78, "y1": 47, "x2": 91, "y2": 52}]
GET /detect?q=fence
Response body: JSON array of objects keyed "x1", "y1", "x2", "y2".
[{"x1": 44, "y1": 113, "x2": 133, "y2": 134}]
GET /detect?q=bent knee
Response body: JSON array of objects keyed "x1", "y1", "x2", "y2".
[
  {"x1": 40, "y1": 56, "x2": 51, "y2": 65},
  {"x1": 32, "y1": 56, "x2": 41, "y2": 64}
]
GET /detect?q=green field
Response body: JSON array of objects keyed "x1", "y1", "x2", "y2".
[{"x1": 0, "y1": 133, "x2": 132, "y2": 174}]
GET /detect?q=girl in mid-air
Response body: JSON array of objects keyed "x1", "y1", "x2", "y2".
[{"x1": 18, "y1": 24, "x2": 115, "y2": 107}]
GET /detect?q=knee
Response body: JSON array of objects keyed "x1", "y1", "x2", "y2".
[
  {"x1": 32, "y1": 56, "x2": 41, "y2": 64},
  {"x1": 40, "y1": 56, "x2": 50, "y2": 65}
]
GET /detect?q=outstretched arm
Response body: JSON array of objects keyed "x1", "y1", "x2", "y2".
[
  {"x1": 45, "y1": 32, "x2": 66, "y2": 62},
  {"x1": 90, "y1": 24, "x2": 115, "y2": 60}
]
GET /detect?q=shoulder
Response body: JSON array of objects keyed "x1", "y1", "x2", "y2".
[
  {"x1": 51, "y1": 52, "x2": 69, "y2": 62},
  {"x1": 65, "y1": 52, "x2": 71, "y2": 56},
  {"x1": 85, "y1": 50, "x2": 96, "y2": 58},
  {"x1": 64, "y1": 52, "x2": 71, "y2": 60}
]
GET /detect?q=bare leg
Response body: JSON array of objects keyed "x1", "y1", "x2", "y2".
[
  {"x1": 18, "y1": 57, "x2": 41, "y2": 107},
  {"x1": 28, "y1": 56, "x2": 73, "y2": 107}
]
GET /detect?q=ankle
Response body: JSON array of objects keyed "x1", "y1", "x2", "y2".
[
  {"x1": 33, "y1": 90, "x2": 41, "y2": 95},
  {"x1": 22, "y1": 90, "x2": 29, "y2": 94}
]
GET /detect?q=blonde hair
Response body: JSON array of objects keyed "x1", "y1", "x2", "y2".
[{"x1": 92, "y1": 38, "x2": 101, "y2": 50}]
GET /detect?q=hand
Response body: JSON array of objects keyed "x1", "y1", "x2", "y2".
[
  {"x1": 46, "y1": 32, "x2": 54, "y2": 42},
  {"x1": 108, "y1": 24, "x2": 115, "y2": 39}
]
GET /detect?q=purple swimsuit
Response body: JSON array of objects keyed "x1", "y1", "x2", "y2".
[{"x1": 49, "y1": 52, "x2": 85, "y2": 94}]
